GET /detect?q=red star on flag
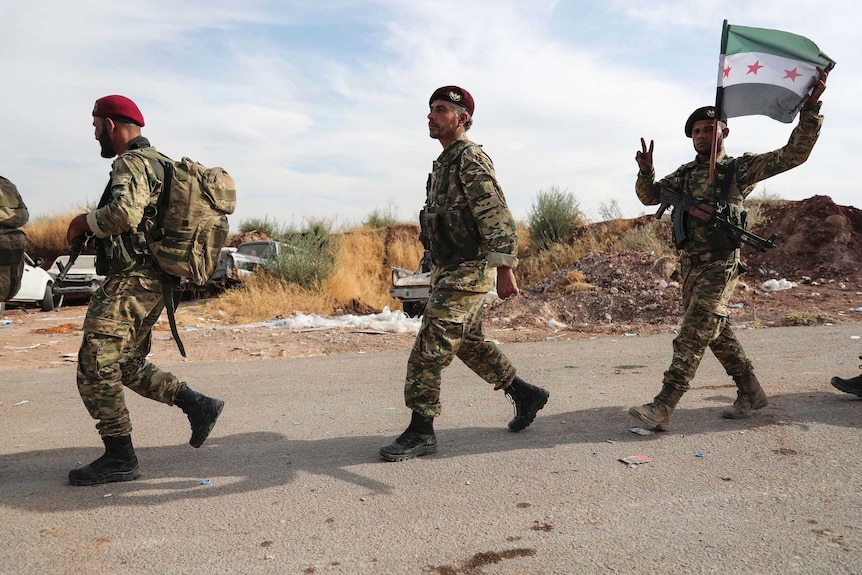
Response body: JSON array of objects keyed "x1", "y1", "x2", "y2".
[
  {"x1": 783, "y1": 67, "x2": 801, "y2": 81},
  {"x1": 746, "y1": 60, "x2": 764, "y2": 75},
  {"x1": 723, "y1": 66, "x2": 731, "y2": 78}
]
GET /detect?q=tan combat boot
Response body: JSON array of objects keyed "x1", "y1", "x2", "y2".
[
  {"x1": 628, "y1": 384, "x2": 685, "y2": 430},
  {"x1": 722, "y1": 373, "x2": 769, "y2": 419}
]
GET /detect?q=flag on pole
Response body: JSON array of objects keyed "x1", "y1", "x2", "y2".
[{"x1": 717, "y1": 22, "x2": 835, "y2": 123}]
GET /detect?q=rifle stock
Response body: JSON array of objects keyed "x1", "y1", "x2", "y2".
[{"x1": 658, "y1": 189, "x2": 777, "y2": 252}]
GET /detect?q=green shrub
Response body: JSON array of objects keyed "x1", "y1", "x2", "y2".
[
  {"x1": 527, "y1": 185, "x2": 584, "y2": 251},
  {"x1": 363, "y1": 201, "x2": 400, "y2": 228},
  {"x1": 266, "y1": 220, "x2": 338, "y2": 289},
  {"x1": 239, "y1": 216, "x2": 280, "y2": 238}
]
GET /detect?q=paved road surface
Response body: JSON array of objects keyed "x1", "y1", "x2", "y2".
[{"x1": 1, "y1": 325, "x2": 861, "y2": 574}]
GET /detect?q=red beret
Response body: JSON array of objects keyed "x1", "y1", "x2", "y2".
[
  {"x1": 92, "y1": 95, "x2": 145, "y2": 127},
  {"x1": 429, "y1": 86, "x2": 474, "y2": 116}
]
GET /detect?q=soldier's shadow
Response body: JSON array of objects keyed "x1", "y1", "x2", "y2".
[{"x1": 0, "y1": 390, "x2": 856, "y2": 511}]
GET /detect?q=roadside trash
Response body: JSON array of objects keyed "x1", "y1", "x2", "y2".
[
  {"x1": 619, "y1": 455, "x2": 652, "y2": 467},
  {"x1": 12, "y1": 400, "x2": 30, "y2": 407},
  {"x1": 548, "y1": 319, "x2": 568, "y2": 329},
  {"x1": 201, "y1": 479, "x2": 211, "y2": 485},
  {"x1": 729, "y1": 302, "x2": 744, "y2": 308},
  {"x1": 103, "y1": 493, "x2": 112, "y2": 498},
  {"x1": 630, "y1": 427, "x2": 654, "y2": 436},
  {"x1": 855, "y1": 308, "x2": 862, "y2": 313},
  {"x1": 851, "y1": 336, "x2": 861, "y2": 340},
  {"x1": 624, "y1": 332, "x2": 638, "y2": 337},
  {"x1": 695, "y1": 452, "x2": 705, "y2": 457},
  {"x1": 761, "y1": 279, "x2": 796, "y2": 292}
]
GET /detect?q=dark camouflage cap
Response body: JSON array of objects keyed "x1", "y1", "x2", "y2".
[
  {"x1": 684, "y1": 106, "x2": 727, "y2": 137},
  {"x1": 429, "y1": 86, "x2": 474, "y2": 116}
]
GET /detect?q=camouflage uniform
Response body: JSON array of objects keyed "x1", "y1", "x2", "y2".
[
  {"x1": 407, "y1": 133, "x2": 519, "y2": 416},
  {"x1": 0, "y1": 176, "x2": 29, "y2": 302},
  {"x1": 636, "y1": 103, "x2": 823, "y2": 394},
  {"x1": 78, "y1": 136, "x2": 188, "y2": 437}
]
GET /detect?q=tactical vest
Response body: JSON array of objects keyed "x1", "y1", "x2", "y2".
[
  {"x1": 678, "y1": 159, "x2": 748, "y2": 252},
  {"x1": 419, "y1": 143, "x2": 484, "y2": 266},
  {"x1": 94, "y1": 142, "x2": 161, "y2": 276}
]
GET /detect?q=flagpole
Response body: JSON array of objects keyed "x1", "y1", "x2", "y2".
[{"x1": 710, "y1": 19, "x2": 730, "y2": 185}]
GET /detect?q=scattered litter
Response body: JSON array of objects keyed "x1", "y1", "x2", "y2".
[
  {"x1": 624, "y1": 332, "x2": 638, "y2": 337},
  {"x1": 851, "y1": 336, "x2": 861, "y2": 340},
  {"x1": 695, "y1": 452, "x2": 705, "y2": 457},
  {"x1": 761, "y1": 279, "x2": 797, "y2": 292},
  {"x1": 721, "y1": 477, "x2": 733, "y2": 482},
  {"x1": 12, "y1": 400, "x2": 30, "y2": 407},
  {"x1": 619, "y1": 455, "x2": 652, "y2": 467},
  {"x1": 630, "y1": 427, "x2": 654, "y2": 436},
  {"x1": 855, "y1": 308, "x2": 862, "y2": 313},
  {"x1": 548, "y1": 318, "x2": 568, "y2": 329},
  {"x1": 200, "y1": 479, "x2": 211, "y2": 485},
  {"x1": 4, "y1": 343, "x2": 41, "y2": 350},
  {"x1": 729, "y1": 302, "x2": 744, "y2": 308},
  {"x1": 810, "y1": 292, "x2": 821, "y2": 297},
  {"x1": 103, "y1": 493, "x2": 112, "y2": 498}
]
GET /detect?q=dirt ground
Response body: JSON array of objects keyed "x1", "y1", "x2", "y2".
[{"x1": 3, "y1": 195, "x2": 862, "y2": 371}]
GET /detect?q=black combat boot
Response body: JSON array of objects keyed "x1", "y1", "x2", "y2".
[
  {"x1": 831, "y1": 355, "x2": 862, "y2": 397},
  {"x1": 722, "y1": 372, "x2": 769, "y2": 419},
  {"x1": 379, "y1": 411, "x2": 437, "y2": 462},
  {"x1": 503, "y1": 377, "x2": 550, "y2": 432},
  {"x1": 68, "y1": 435, "x2": 140, "y2": 486},
  {"x1": 628, "y1": 383, "x2": 686, "y2": 430},
  {"x1": 174, "y1": 387, "x2": 225, "y2": 448},
  {"x1": 831, "y1": 374, "x2": 862, "y2": 397}
]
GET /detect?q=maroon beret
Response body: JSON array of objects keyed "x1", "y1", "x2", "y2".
[
  {"x1": 92, "y1": 95, "x2": 145, "y2": 127},
  {"x1": 684, "y1": 105, "x2": 726, "y2": 137},
  {"x1": 429, "y1": 85, "x2": 474, "y2": 116}
]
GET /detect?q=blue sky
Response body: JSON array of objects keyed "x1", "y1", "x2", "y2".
[{"x1": 2, "y1": 0, "x2": 857, "y2": 230}]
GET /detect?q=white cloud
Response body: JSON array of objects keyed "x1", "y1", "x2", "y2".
[{"x1": 1, "y1": 0, "x2": 858, "y2": 233}]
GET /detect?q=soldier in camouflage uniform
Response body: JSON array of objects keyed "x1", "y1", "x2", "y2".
[
  {"x1": 629, "y1": 71, "x2": 828, "y2": 430},
  {"x1": 64, "y1": 95, "x2": 224, "y2": 486},
  {"x1": 380, "y1": 86, "x2": 549, "y2": 461},
  {"x1": 0, "y1": 176, "x2": 29, "y2": 303}
]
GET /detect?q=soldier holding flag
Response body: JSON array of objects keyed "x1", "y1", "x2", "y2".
[{"x1": 628, "y1": 42, "x2": 830, "y2": 431}]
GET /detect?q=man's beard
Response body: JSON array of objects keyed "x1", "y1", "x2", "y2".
[{"x1": 98, "y1": 130, "x2": 117, "y2": 158}]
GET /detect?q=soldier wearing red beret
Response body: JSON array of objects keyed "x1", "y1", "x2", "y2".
[
  {"x1": 379, "y1": 86, "x2": 549, "y2": 461},
  {"x1": 65, "y1": 95, "x2": 224, "y2": 486}
]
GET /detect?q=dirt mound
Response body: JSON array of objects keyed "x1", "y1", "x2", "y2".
[
  {"x1": 227, "y1": 230, "x2": 271, "y2": 247},
  {"x1": 491, "y1": 195, "x2": 862, "y2": 334},
  {"x1": 744, "y1": 195, "x2": 862, "y2": 279},
  {"x1": 492, "y1": 251, "x2": 682, "y2": 334}
]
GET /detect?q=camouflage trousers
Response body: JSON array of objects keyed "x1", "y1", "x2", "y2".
[
  {"x1": 404, "y1": 289, "x2": 516, "y2": 417},
  {"x1": 663, "y1": 252, "x2": 754, "y2": 392},
  {"x1": 77, "y1": 273, "x2": 186, "y2": 437}
]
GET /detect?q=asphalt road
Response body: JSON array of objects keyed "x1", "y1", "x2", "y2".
[{"x1": 1, "y1": 324, "x2": 861, "y2": 574}]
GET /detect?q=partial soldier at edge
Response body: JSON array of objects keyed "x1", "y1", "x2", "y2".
[{"x1": 0, "y1": 175, "x2": 29, "y2": 305}]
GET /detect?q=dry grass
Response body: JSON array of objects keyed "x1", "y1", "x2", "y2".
[
  {"x1": 22, "y1": 211, "x2": 81, "y2": 261},
  {"x1": 199, "y1": 225, "x2": 425, "y2": 323}
]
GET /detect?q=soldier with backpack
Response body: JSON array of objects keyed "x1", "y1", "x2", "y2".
[
  {"x1": 64, "y1": 95, "x2": 226, "y2": 486},
  {"x1": 0, "y1": 175, "x2": 29, "y2": 305}
]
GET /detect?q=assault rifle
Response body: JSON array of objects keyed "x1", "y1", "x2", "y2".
[
  {"x1": 655, "y1": 189, "x2": 777, "y2": 252},
  {"x1": 57, "y1": 233, "x2": 93, "y2": 280}
]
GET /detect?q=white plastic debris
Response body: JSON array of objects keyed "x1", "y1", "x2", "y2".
[
  {"x1": 761, "y1": 279, "x2": 797, "y2": 292},
  {"x1": 12, "y1": 400, "x2": 30, "y2": 407}
]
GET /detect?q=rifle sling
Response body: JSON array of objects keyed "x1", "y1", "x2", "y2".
[
  {"x1": 719, "y1": 158, "x2": 736, "y2": 205},
  {"x1": 161, "y1": 277, "x2": 187, "y2": 358}
]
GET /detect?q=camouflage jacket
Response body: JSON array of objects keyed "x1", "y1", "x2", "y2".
[
  {"x1": 421, "y1": 133, "x2": 518, "y2": 293},
  {"x1": 0, "y1": 176, "x2": 29, "y2": 229},
  {"x1": 86, "y1": 136, "x2": 163, "y2": 276},
  {"x1": 636, "y1": 103, "x2": 823, "y2": 253}
]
